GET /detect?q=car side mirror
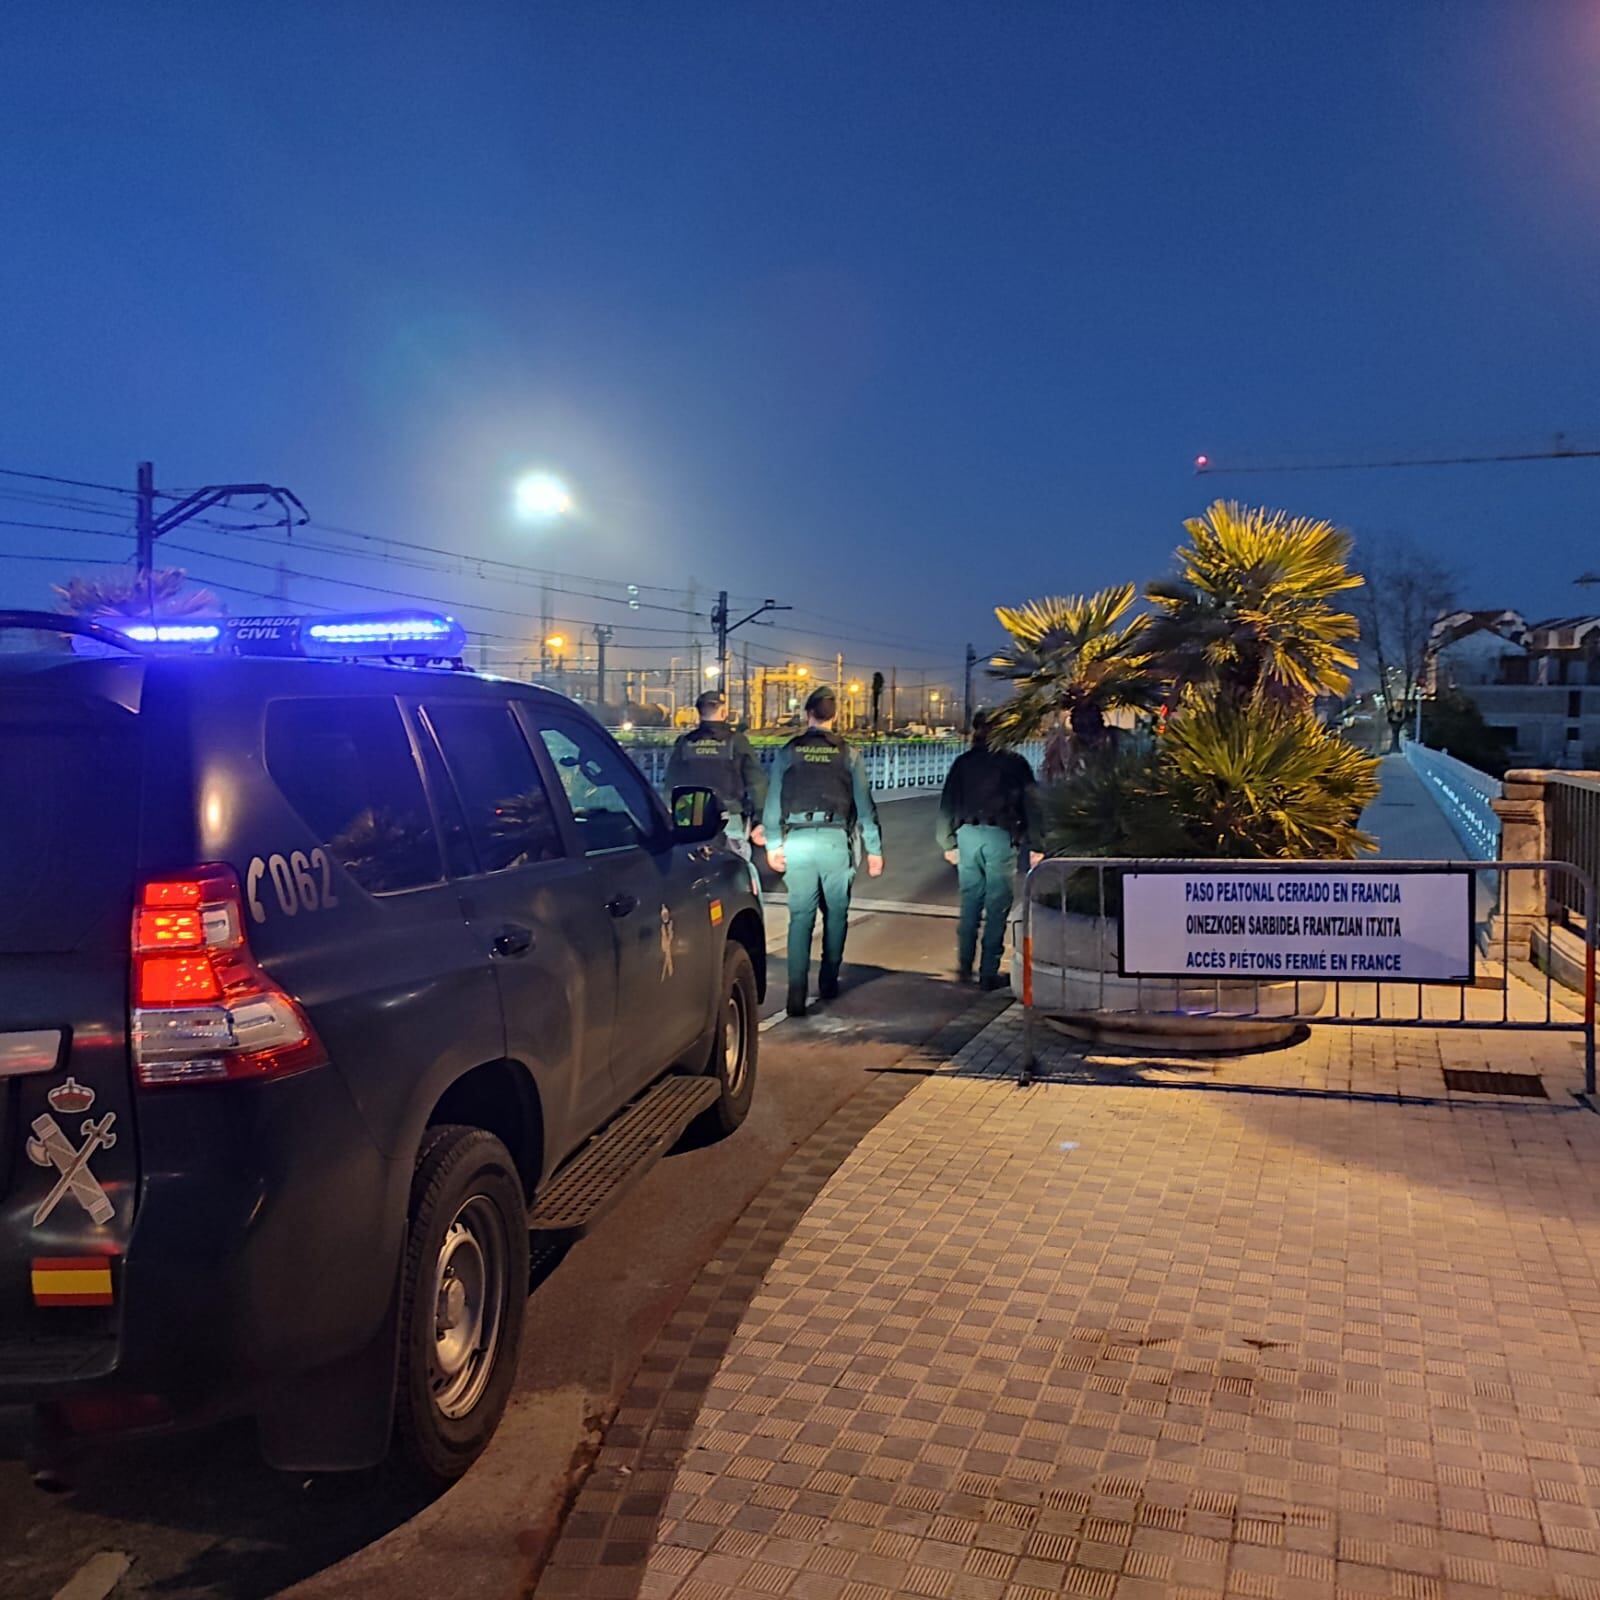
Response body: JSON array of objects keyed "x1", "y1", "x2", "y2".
[{"x1": 671, "y1": 786, "x2": 726, "y2": 845}]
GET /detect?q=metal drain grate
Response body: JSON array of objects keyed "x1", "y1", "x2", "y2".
[
  {"x1": 1442, "y1": 1069, "x2": 1548, "y2": 1098},
  {"x1": 529, "y1": 1075, "x2": 719, "y2": 1233}
]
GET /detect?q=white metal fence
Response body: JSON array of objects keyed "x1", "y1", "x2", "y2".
[
  {"x1": 629, "y1": 737, "x2": 1045, "y2": 797},
  {"x1": 1402, "y1": 739, "x2": 1502, "y2": 861}
]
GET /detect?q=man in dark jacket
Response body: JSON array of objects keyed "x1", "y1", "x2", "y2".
[
  {"x1": 936, "y1": 710, "x2": 1043, "y2": 988},
  {"x1": 763, "y1": 686, "x2": 884, "y2": 1016},
  {"x1": 665, "y1": 691, "x2": 768, "y2": 859}
]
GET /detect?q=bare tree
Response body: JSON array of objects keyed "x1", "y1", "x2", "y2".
[{"x1": 1350, "y1": 535, "x2": 1456, "y2": 753}]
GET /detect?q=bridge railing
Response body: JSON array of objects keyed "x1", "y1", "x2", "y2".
[
  {"x1": 1549, "y1": 773, "x2": 1600, "y2": 924},
  {"x1": 1402, "y1": 739, "x2": 1502, "y2": 861},
  {"x1": 628, "y1": 736, "x2": 1046, "y2": 798}
]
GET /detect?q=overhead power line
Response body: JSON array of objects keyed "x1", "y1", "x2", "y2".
[
  {"x1": 1194, "y1": 435, "x2": 1600, "y2": 475},
  {"x1": 0, "y1": 518, "x2": 132, "y2": 539},
  {"x1": 0, "y1": 464, "x2": 141, "y2": 497},
  {"x1": 0, "y1": 457, "x2": 962, "y2": 669}
]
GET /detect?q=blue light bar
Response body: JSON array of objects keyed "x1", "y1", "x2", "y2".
[
  {"x1": 299, "y1": 611, "x2": 466, "y2": 658},
  {"x1": 83, "y1": 610, "x2": 466, "y2": 662},
  {"x1": 114, "y1": 621, "x2": 223, "y2": 646}
]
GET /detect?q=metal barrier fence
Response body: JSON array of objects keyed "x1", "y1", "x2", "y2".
[
  {"x1": 1402, "y1": 739, "x2": 1502, "y2": 861},
  {"x1": 1549, "y1": 774, "x2": 1600, "y2": 925},
  {"x1": 628, "y1": 737, "x2": 1046, "y2": 797},
  {"x1": 1018, "y1": 856, "x2": 1596, "y2": 1092}
]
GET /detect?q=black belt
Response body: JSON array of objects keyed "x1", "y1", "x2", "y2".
[{"x1": 784, "y1": 812, "x2": 846, "y2": 828}]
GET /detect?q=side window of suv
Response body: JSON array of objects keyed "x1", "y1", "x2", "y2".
[
  {"x1": 534, "y1": 713, "x2": 659, "y2": 855},
  {"x1": 424, "y1": 700, "x2": 566, "y2": 872},
  {"x1": 265, "y1": 697, "x2": 441, "y2": 894}
]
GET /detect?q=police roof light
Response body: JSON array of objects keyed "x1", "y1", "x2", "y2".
[
  {"x1": 93, "y1": 610, "x2": 466, "y2": 660},
  {"x1": 299, "y1": 611, "x2": 466, "y2": 658},
  {"x1": 118, "y1": 622, "x2": 223, "y2": 645}
]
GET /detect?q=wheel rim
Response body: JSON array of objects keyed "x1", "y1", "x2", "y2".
[
  {"x1": 430, "y1": 1194, "x2": 508, "y2": 1421},
  {"x1": 723, "y1": 980, "x2": 750, "y2": 1098}
]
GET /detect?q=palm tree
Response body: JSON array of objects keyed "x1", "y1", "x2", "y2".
[
  {"x1": 1145, "y1": 501, "x2": 1362, "y2": 710},
  {"x1": 1161, "y1": 699, "x2": 1379, "y2": 859},
  {"x1": 54, "y1": 567, "x2": 218, "y2": 620},
  {"x1": 987, "y1": 583, "x2": 1161, "y2": 780}
]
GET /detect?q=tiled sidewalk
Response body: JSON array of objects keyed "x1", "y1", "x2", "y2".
[{"x1": 536, "y1": 1007, "x2": 1600, "y2": 1600}]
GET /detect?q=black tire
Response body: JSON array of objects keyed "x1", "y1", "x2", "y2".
[
  {"x1": 696, "y1": 942, "x2": 759, "y2": 1137},
  {"x1": 394, "y1": 1125, "x2": 529, "y2": 1483}
]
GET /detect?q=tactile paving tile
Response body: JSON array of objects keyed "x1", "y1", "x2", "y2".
[{"x1": 533, "y1": 1004, "x2": 1600, "y2": 1598}]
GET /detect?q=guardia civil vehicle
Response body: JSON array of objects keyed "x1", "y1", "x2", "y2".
[{"x1": 0, "y1": 608, "x2": 764, "y2": 1481}]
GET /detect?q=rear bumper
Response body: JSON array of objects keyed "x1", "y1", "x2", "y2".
[{"x1": 0, "y1": 1063, "x2": 406, "y2": 1419}]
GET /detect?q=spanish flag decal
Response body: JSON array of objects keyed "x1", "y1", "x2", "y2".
[{"x1": 31, "y1": 1257, "x2": 114, "y2": 1308}]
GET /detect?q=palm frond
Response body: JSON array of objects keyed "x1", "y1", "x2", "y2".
[
  {"x1": 1145, "y1": 501, "x2": 1362, "y2": 707},
  {"x1": 1160, "y1": 699, "x2": 1379, "y2": 858},
  {"x1": 986, "y1": 584, "x2": 1161, "y2": 771},
  {"x1": 53, "y1": 568, "x2": 219, "y2": 619}
]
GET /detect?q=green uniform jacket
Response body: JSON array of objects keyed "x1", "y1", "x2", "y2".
[{"x1": 763, "y1": 737, "x2": 884, "y2": 856}]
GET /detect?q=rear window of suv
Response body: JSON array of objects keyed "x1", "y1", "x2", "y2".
[
  {"x1": 265, "y1": 697, "x2": 441, "y2": 894},
  {"x1": 0, "y1": 694, "x2": 140, "y2": 953}
]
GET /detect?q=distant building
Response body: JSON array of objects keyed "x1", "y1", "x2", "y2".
[{"x1": 1429, "y1": 608, "x2": 1600, "y2": 767}]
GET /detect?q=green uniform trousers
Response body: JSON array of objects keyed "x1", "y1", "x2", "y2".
[
  {"x1": 957, "y1": 824, "x2": 1018, "y2": 980},
  {"x1": 782, "y1": 827, "x2": 855, "y2": 991}
]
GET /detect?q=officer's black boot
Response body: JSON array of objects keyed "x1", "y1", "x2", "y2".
[
  {"x1": 786, "y1": 983, "x2": 808, "y2": 1018},
  {"x1": 817, "y1": 966, "x2": 840, "y2": 1002}
]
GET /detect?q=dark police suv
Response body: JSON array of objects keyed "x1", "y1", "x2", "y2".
[{"x1": 0, "y1": 609, "x2": 764, "y2": 1481}]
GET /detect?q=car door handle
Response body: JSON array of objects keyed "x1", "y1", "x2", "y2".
[
  {"x1": 492, "y1": 924, "x2": 535, "y2": 958},
  {"x1": 606, "y1": 893, "x2": 637, "y2": 918}
]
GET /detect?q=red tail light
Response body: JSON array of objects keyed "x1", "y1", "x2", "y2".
[{"x1": 131, "y1": 866, "x2": 326, "y2": 1088}]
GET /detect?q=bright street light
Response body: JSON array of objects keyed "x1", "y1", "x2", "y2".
[
  {"x1": 514, "y1": 472, "x2": 574, "y2": 521},
  {"x1": 544, "y1": 633, "x2": 566, "y2": 652},
  {"x1": 848, "y1": 681, "x2": 862, "y2": 694},
  {"x1": 796, "y1": 665, "x2": 809, "y2": 678},
  {"x1": 704, "y1": 663, "x2": 721, "y2": 680}
]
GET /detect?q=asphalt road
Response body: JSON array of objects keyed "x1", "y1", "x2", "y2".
[{"x1": 1, "y1": 797, "x2": 985, "y2": 1600}]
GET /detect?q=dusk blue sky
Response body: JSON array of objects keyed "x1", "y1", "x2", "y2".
[{"x1": 2, "y1": 2, "x2": 1596, "y2": 687}]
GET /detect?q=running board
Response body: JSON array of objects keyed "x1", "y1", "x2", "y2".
[{"x1": 528, "y1": 1075, "x2": 719, "y2": 1235}]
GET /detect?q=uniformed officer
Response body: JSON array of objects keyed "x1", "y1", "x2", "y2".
[
  {"x1": 935, "y1": 710, "x2": 1044, "y2": 989},
  {"x1": 763, "y1": 686, "x2": 883, "y2": 1017},
  {"x1": 665, "y1": 690, "x2": 769, "y2": 860}
]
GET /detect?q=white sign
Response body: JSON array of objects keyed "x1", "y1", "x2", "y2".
[{"x1": 1120, "y1": 870, "x2": 1475, "y2": 983}]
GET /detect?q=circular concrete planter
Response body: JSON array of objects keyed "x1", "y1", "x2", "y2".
[{"x1": 1014, "y1": 903, "x2": 1323, "y2": 1052}]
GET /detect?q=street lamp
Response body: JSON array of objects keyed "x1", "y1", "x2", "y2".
[
  {"x1": 704, "y1": 663, "x2": 721, "y2": 681},
  {"x1": 543, "y1": 632, "x2": 566, "y2": 676},
  {"x1": 514, "y1": 472, "x2": 574, "y2": 522}
]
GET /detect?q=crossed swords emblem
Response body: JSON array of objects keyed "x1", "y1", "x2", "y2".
[{"x1": 26, "y1": 1078, "x2": 117, "y2": 1227}]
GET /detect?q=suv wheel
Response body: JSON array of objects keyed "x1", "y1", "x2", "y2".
[
  {"x1": 697, "y1": 942, "x2": 758, "y2": 1137},
  {"x1": 395, "y1": 1125, "x2": 528, "y2": 1482}
]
